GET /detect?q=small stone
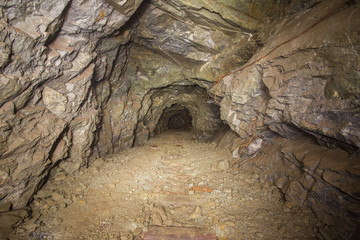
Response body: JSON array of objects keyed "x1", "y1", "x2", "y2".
[
  {"x1": 256, "y1": 232, "x2": 264, "y2": 238},
  {"x1": 224, "y1": 189, "x2": 232, "y2": 194},
  {"x1": 51, "y1": 192, "x2": 64, "y2": 202},
  {"x1": 218, "y1": 160, "x2": 230, "y2": 171},
  {"x1": 150, "y1": 205, "x2": 167, "y2": 226},
  {"x1": 278, "y1": 225, "x2": 286, "y2": 235},
  {"x1": 190, "y1": 206, "x2": 202, "y2": 219},
  {"x1": 53, "y1": 216, "x2": 63, "y2": 226},
  {"x1": 92, "y1": 158, "x2": 105, "y2": 169},
  {"x1": 120, "y1": 230, "x2": 133, "y2": 240}
]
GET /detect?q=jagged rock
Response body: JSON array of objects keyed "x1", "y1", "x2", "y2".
[
  {"x1": 212, "y1": 1, "x2": 360, "y2": 152},
  {"x1": 0, "y1": 1, "x2": 359, "y2": 238},
  {"x1": 0, "y1": 42, "x2": 10, "y2": 68},
  {"x1": 42, "y1": 86, "x2": 67, "y2": 115},
  {"x1": 214, "y1": 64, "x2": 268, "y2": 139},
  {"x1": 233, "y1": 135, "x2": 360, "y2": 238},
  {"x1": 0, "y1": 74, "x2": 31, "y2": 107},
  {"x1": 70, "y1": 109, "x2": 99, "y2": 161},
  {"x1": 106, "y1": 0, "x2": 143, "y2": 16},
  {"x1": 0, "y1": 107, "x2": 68, "y2": 208},
  {"x1": 0, "y1": 0, "x2": 144, "y2": 209},
  {"x1": 65, "y1": 64, "x2": 94, "y2": 112},
  {"x1": 132, "y1": 3, "x2": 259, "y2": 84},
  {"x1": 63, "y1": 0, "x2": 142, "y2": 36},
  {"x1": 9, "y1": 0, "x2": 71, "y2": 43}
]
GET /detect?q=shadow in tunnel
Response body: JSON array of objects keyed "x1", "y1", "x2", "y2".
[{"x1": 155, "y1": 104, "x2": 192, "y2": 134}]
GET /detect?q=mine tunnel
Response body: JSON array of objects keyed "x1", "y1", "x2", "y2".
[
  {"x1": 156, "y1": 104, "x2": 192, "y2": 132},
  {"x1": 0, "y1": 0, "x2": 360, "y2": 239}
]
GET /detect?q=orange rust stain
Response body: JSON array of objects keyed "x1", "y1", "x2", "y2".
[
  {"x1": 190, "y1": 186, "x2": 214, "y2": 193},
  {"x1": 95, "y1": 10, "x2": 106, "y2": 23}
]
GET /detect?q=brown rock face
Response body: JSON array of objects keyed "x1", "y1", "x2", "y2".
[
  {"x1": 0, "y1": 0, "x2": 360, "y2": 238},
  {"x1": 214, "y1": 0, "x2": 360, "y2": 151},
  {"x1": 0, "y1": 0, "x2": 142, "y2": 209}
]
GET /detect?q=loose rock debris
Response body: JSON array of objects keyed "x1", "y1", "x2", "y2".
[{"x1": 11, "y1": 131, "x2": 322, "y2": 239}]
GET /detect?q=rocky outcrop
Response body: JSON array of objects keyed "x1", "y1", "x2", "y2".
[
  {"x1": 213, "y1": 0, "x2": 360, "y2": 153},
  {"x1": 211, "y1": 1, "x2": 360, "y2": 237},
  {"x1": 0, "y1": 0, "x2": 142, "y2": 210}
]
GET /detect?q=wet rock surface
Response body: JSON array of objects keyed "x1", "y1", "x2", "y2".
[{"x1": 9, "y1": 131, "x2": 321, "y2": 239}]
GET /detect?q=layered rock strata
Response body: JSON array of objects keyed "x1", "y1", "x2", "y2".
[{"x1": 0, "y1": 0, "x2": 359, "y2": 238}]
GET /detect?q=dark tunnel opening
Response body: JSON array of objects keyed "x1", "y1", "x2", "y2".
[
  {"x1": 168, "y1": 112, "x2": 192, "y2": 130},
  {"x1": 155, "y1": 104, "x2": 193, "y2": 135}
]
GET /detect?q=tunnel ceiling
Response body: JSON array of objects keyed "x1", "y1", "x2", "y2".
[
  {"x1": 119, "y1": 0, "x2": 283, "y2": 87},
  {"x1": 0, "y1": 0, "x2": 360, "y2": 224}
]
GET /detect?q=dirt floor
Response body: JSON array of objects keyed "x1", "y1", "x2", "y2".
[{"x1": 11, "y1": 130, "x2": 322, "y2": 239}]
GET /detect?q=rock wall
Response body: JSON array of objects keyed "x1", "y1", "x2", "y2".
[
  {"x1": 211, "y1": 0, "x2": 360, "y2": 238},
  {"x1": 1, "y1": 0, "x2": 359, "y2": 238},
  {"x1": 213, "y1": 0, "x2": 360, "y2": 153},
  {"x1": 0, "y1": 0, "x2": 143, "y2": 209},
  {"x1": 233, "y1": 136, "x2": 360, "y2": 239}
]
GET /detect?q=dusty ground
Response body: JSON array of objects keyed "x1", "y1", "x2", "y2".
[{"x1": 11, "y1": 130, "x2": 322, "y2": 239}]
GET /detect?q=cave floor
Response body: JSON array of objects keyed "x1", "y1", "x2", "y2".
[{"x1": 12, "y1": 131, "x2": 321, "y2": 239}]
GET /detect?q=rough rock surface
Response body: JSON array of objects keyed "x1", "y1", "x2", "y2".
[
  {"x1": 0, "y1": 0, "x2": 142, "y2": 210},
  {"x1": 209, "y1": 3, "x2": 360, "y2": 235},
  {"x1": 234, "y1": 135, "x2": 360, "y2": 239},
  {"x1": 214, "y1": 0, "x2": 360, "y2": 152},
  {"x1": 0, "y1": 0, "x2": 359, "y2": 239},
  {"x1": 212, "y1": 126, "x2": 360, "y2": 239}
]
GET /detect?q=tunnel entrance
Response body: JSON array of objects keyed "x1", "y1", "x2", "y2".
[{"x1": 155, "y1": 104, "x2": 192, "y2": 134}]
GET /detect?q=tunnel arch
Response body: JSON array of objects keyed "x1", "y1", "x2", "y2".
[
  {"x1": 133, "y1": 85, "x2": 223, "y2": 146},
  {"x1": 155, "y1": 104, "x2": 192, "y2": 134}
]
